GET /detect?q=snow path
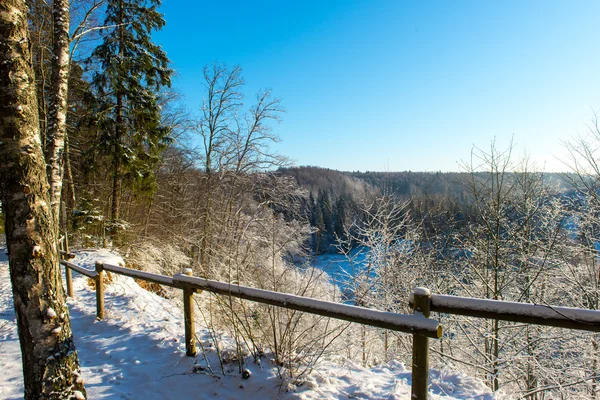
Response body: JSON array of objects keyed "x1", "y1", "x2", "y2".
[
  {"x1": 0, "y1": 248, "x2": 22, "y2": 400},
  {"x1": 0, "y1": 247, "x2": 494, "y2": 399}
]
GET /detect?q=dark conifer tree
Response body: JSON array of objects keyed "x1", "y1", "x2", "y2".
[
  {"x1": 89, "y1": 0, "x2": 172, "y2": 229},
  {"x1": 318, "y1": 189, "x2": 333, "y2": 233},
  {"x1": 309, "y1": 191, "x2": 317, "y2": 226},
  {"x1": 334, "y1": 195, "x2": 347, "y2": 238}
]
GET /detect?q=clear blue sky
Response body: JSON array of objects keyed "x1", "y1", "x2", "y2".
[{"x1": 154, "y1": 0, "x2": 600, "y2": 172}]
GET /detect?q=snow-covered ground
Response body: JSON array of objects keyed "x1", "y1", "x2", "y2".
[{"x1": 0, "y1": 247, "x2": 494, "y2": 399}]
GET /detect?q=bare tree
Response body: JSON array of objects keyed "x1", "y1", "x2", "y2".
[
  {"x1": 39, "y1": 0, "x2": 107, "y2": 229},
  {"x1": 337, "y1": 193, "x2": 422, "y2": 365},
  {"x1": 448, "y1": 141, "x2": 566, "y2": 394},
  {"x1": 0, "y1": 0, "x2": 86, "y2": 397},
  {"x1": 562, "y1": 114, "x2": 600, "y2": 397},
  {"x1": 194, "y1": 63, "x2": 284, "y2": 270}
]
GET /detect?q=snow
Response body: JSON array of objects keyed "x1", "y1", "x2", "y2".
[
  {"x1": 296, "y1": 360, "x2": 493, "y2": 399},
  {"x1": 102, "y1": 262, "x2": 175, "y2": 287},
  {"x1": 46, "y1": 307, "x2": 57, "y2": 319},
  {"x1": 0, "y1": 247, "x2": 494, "y2": 399},
  {"x1": 431, "y1": 294, "x2": 600, "y2": 325},
  {"x1": 73, "y1": 391, "x2": 85, "y2": 400},
  {"x1": 413, "y1": 287, "x2": 431, "y2": 297}
]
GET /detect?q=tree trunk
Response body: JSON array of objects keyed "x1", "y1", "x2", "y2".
[
  {"x1": 110, "y1": 0, "x2": 125, "y2": 228},
  {"x1": 46, "y1": 0, "x2": 71, "y2": 230},
  {"x1": 64, "y1": 133, "x2": 77, "y2": 212},
  {"x1": 111, "y1": 133, "x2": 122, "y2": 222},
  {"x1": 200, "y1": 174, "x2": 212, "y2": 271},
  {"x1": 30, "y1": 0, "x2": 51, "y2": 150},
  {"x1": 0, "y1": 1, "x2": 86, "y2": 398}
]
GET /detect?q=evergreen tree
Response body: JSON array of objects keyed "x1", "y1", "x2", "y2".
[
  {"x1": 89, "y1": 0, "x2": 172, "y2": 228},
  {"x1": 313, "y1": 206, "x2": 325, "y2": 253},
  {"x1": 334, "y1": 195, "x2": 347, "y2": 238},
  {"x1": 318, "y1": 189, "x2": 333, "y2": 233},
  {"x1": 309, "y1": 191, "x2": 317, "y2": 226}
]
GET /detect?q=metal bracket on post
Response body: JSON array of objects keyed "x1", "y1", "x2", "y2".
[
  {"x1": 95, "y1": 261, "x2": 105, "y2": 320},
  {"x1": 411, "y1": 287, "x2": 432, "y2": 400},
  {"x1": 183, "y1": 267, "x2": 197, "y2": 356}
]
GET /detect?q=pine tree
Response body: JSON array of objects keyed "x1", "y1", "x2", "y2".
[
  {"x1": 334, "y1": 195, "x2": 347, "y2": 238},
  {"x1": 309, "y1": 191, "x2": 317, "y2": 226},
  {"x1": 318, "y1": 189, "x2": 333, "y2": 233},
  {"x1": 90, "y1": 0, "x2": 172, "y2": 230}
]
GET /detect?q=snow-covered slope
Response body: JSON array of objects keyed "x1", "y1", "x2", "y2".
[{"x1": 0, "y1": 248, "x2": 494, "y2": 399}]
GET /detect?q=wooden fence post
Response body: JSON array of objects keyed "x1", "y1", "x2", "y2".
[
  {"x1": 63, "y1": 232, "x2": 74, "y2": 298},
  {"x1": 95, "y1": 261, "x2": 105, "y2": 320},
  {"x1": 183, "y1": 268, "x2": 197, "y2": 356},
  {"x1": 411, "y1": 287, "x2": 431, "y2": 400}
]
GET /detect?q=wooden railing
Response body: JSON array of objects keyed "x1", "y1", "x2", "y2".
[
  {"x1": 58, "y1": 251, "x2": 441, "y2": 399},
  {"x1": 59, "y1": 249, "x2": 600, "y2": 399},
  {"x1": 426, "y1": 294, "x2": 600, "y2": 332}
]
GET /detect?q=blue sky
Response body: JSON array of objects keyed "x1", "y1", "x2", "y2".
[{"x1": 154, "y1": 0, "x2": 600, "y2": 172}]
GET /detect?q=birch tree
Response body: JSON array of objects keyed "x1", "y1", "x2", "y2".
[
  {"x1": 45, "y1": 0, "x2": 71, "y2": 229},
  {"x1": 0, "y1": 0, "x2": 86, "y2": 397},
  {"x1": 30, "y1": 0, "x2": 106, "y2": 230}
]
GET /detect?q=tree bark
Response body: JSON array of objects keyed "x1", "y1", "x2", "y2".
[
  {"x1": 0, "y1": 1, "x2": 86, "y2": 398},
  {"x1": 110, "y1": 0, "x2": 125, "y2": 229},
  {"x1": 46, "y1": 0, "x2": 71, "y2": 230},
  {"x1": 63, "y1": 133, "x2": 76, "y2": 215}
]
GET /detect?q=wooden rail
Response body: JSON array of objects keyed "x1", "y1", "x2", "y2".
[
  {"x1": 422, "y1": 294, "x2": 600, "y2": 332},
  {"x1": 60, "y1": 260, "x2": 97, "y2": 278},
  {"x1": 102, "y1": 262, "x2": 178, "y2": 288},
  {"x1": 60, "y1": 255, "x2": 441, "y2": 399},
  {"x1": 59, "y1": 247, "x2": 600, "y2": 398},
  {"x1": 172, "y1": 273, "x2": 442, "y2": 338}
]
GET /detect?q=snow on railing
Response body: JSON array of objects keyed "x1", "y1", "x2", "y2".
[
  {"x1": 428, "y1": 294, "x2": 600, "y2": 332},
  {"x1": 102, "y1": 262, "x2": 177, "y2": 288},
  {"x1": 59, "y1": 253, "x2": 440, "y2": 400},
  {"x1": 60, "y1": 259, "x2": 97, "y2": 279},
  {"x1": 59, "y1": 243, "x2": 600, "y2": 400},
  {"x1": 171, "y1": 273, "x2": 441, "y2": 337},
  {"x1": 57, "y1": 240, "x2": 600, "y2": 399}
]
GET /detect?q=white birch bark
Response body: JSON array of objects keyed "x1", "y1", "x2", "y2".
[
  {"x1": 46, "y1": 0, "x2": 71, "y2": 228},
  {"x1": 0, "y1": 1, "x2": 86, "y2": 398}
]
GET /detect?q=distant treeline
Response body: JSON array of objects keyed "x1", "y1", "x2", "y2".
[{"x1": 278, "y1": 166, "x2": 573, "y2": 253}]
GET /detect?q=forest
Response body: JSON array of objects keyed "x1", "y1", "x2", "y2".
[{"x1": 2, "y1": 0, "x2": 600, "y2": 399}]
